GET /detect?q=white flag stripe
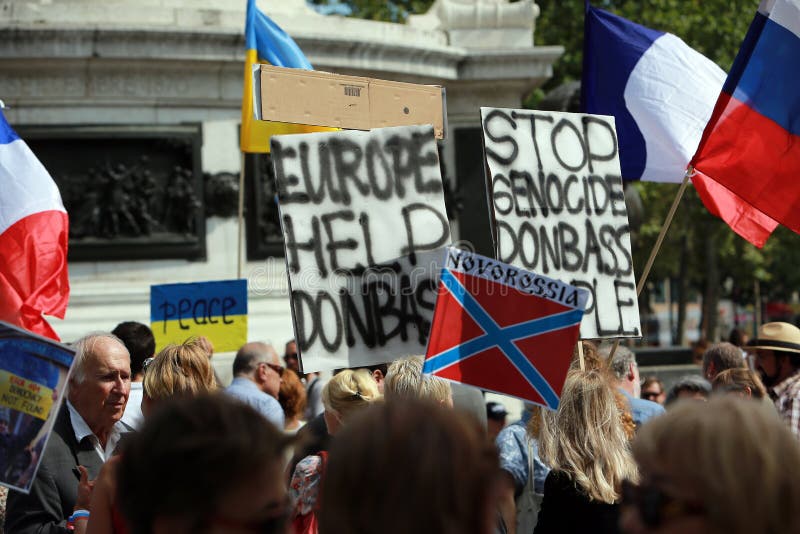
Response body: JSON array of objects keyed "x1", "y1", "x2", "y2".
[
  {"x1": 768, "y1": 0, "x2": 800, "y2": 39},
  {"x1": 624, "y1": 33, "x2": 726, "y2": 183},
  {"x1": 0, "y1": 139, "x2": 65, "y2": 236}
]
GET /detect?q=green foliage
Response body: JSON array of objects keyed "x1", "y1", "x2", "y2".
[
  {"x1": 308, "y1": 0, "x2": 435, "y2": 22},
  {"x1": 534, "y1": 0, "x2": 756, "y2": 98}
]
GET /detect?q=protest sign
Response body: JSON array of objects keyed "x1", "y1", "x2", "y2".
[
  {"x1": 0, "y1": 321, "x2": 74, "y2": 493},
  {"x1": 423, "y1": 247, "x2": 588, "y2": 409},
  {"x1": 150, "y1": 279, "x2": 247, "y2": 352},
  {"x1": 481, "y1": 108, "x2": 641, "y2": 338},
  {"x1": 271, "y1": 125, "x2": 451, "y2": 372}
]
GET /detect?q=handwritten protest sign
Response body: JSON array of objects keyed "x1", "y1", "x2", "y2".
[
  {"x1": 423, "y1": 247, "x2": 588, "y2": 409},
  {"x1": 271, "y1": 125, "x2": 451, "y2": 372},
  {"x1": 0, "y1": 321, "x2": 74, "y2": 493},
  {"x1": 481, "y1": 108, "x2": 641, "y2": 338},
  {"x1": 150, "y1": 279, "x2": 247, "y2": 352}
]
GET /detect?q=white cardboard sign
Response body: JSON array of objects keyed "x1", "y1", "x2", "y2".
[
  {"x1": 480, "y1": 108, "x2": 641, "y2": 338},
  {"x1": 271, "y1": 125, "x2": 451, "y2": 371}
]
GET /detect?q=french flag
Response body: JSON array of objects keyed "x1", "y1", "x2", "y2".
[
  {"x1": 691, "y1": 0, "x2": 800, "y2": 246},
  {"x1": 0, "y1": 111, "x2": 69, "y2": 340},
  {"x1": 581, "y1": 2, "x2": 726, "y2": 183}
]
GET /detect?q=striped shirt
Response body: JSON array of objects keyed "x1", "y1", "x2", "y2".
[{"x1": 771, "y1": 369, "x2": 800, "y2": 439}]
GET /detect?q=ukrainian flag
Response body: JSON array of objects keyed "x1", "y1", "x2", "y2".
[
  {"x1": 150, "y1": 280, "x2": 248, "y2": 353},
  {"x1": 241, "y1": 0, "x2": 333, "y2": 153}
]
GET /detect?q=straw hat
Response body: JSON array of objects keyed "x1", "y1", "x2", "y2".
[{"x1": 747, "y1": 322, "x2": 800, "y2": 354}]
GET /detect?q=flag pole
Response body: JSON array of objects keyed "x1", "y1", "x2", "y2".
[
  {"x1": 608, "y1": 167, "x2": 693, "y2": 359},
  {"x1": 237, "y1": 151, "x2": 246, "y2": 279}
]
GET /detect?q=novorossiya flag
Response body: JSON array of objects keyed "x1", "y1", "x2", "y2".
[{"x1": 423, "y1": 247, "x2": 588, "y2": 410}]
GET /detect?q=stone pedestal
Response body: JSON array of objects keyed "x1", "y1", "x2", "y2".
[{"x1": 0, "y1": 0, "x2": 562, "y2": 351}]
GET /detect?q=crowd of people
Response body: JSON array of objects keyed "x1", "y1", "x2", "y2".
[{"x1": 2, "y1": 319, "x2": 800, "y2": 533}]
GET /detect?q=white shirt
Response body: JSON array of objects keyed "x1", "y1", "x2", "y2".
[
  {"x1": 121, "y1": 382, "x2": 144, "y2": 430},
  {"x1": 67, "y1": 401, "x2": 128, "y2": 461}
]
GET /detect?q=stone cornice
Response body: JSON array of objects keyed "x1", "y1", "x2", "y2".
[{"x1": 0, "y1": 27, "x2": 562, "y2": 84}]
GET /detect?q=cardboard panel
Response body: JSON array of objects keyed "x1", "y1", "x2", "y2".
[{"x1": 260, "y1": 66, "x2": 445, "y2": 139}]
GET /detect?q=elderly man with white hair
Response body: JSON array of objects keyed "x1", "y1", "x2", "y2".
[
  {"x1": 600, "y1": 344, "x2": 664, "y2": 430},
  {"x1": 6, "y1": 332, "x2": 133, "y2": 534}
]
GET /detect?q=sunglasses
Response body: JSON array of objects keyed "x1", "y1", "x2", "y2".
[
  {"x1": 641, "y1": 391, "x2": 662, "y2": 400},
  {"x1": 621, "y1": 479, "x2": 705, "y2": 528},
  {"x1": 261, "y1": 362, "x2": 284, "y2": 377}
]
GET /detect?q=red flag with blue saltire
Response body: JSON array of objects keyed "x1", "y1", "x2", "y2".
[
  {"x1": 0, "y1": 111, "x2": 69, "y2": 340},
  {"x1": 422, "y1": 248, "x2": 588, "y2": 410},
  {"x1": 691, "y1": 0, "x2": 800, "y2": 245}
]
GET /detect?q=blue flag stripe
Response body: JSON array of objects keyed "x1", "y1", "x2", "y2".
[
  {"x1": 727, "y1": 14, "x2": 800, "y2": 136},
  {"x1": 245, "y1": 0, "x2": 313, "y2": 69},
  {"x1": 581, "y1": 5, "x2": 663, "y2": 180},
  {"x1": 0, "y1": 111, "x2": 20, "y2": 145}
]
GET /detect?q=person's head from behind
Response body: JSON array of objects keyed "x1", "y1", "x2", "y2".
[
  {"x1": 728, "y1": 327, "x2": 749, "y2": 348},
  {"x1": 640, "y1": 376, "x2": 666, "y2": 405},
  {"x1": 117, "y1": 394, "x2": 293, "y2": 534},
  {"x1": 278, "y1": 367, "x2": 306, "y2": 425},
  {"x1": 141, "y1": 339, "x2": 217, "y2": 417},
  {"x1": 701, "y1": 342, "x2": 744, "y2": 381},
  {"x1": 620, "y1": 396, "x2": 800, "y2": 534},
  {"x1": 69, "y1": 332, "x2": 131, "y2": 436},
  {"x1": 319, "y1": 400, "x2": 499, "y2": 534},
  {"x1": 384, "y1": 355, "x2": 453, "y2": 406},
  {"x1": 711, "y1": 368, "x2": 767, "y2": 399},
  {"x1": 322, "y1": 369, "x2": 380, "y2": 435},
  {"x1": 574, "y1": 340, "x2": 603, "y2": 369},
  {"x1": 664, "y1": 376, "x2": 711, "y2": 406},
  {"x1": 485, "y1": 401, "x2": 508, "y2": 441},
  {"x1": 111, "y1": 321, "x2": 155, "y2": 379},
  {"x1": 538, "y1": 368, "x2": 638, "y2": 503},
  {"x1": 602, "y1": 344, "x2": 641, "y2": 397},
  {"x1": 232, "y1": 342, "x2": 283, "y2": 398}
]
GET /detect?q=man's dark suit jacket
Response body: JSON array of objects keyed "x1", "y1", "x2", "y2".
[{"x1": 5, "y1": 404, "x2": 105, "y2": 534}]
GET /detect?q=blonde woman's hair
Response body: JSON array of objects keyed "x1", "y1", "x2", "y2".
[
  {"x1": 537, "y1": 368, "x2": 638, "y2": 503},
  {"x1": 143, "y1": 339, "x2": 218, "y2": 401},
  {"x1": 633, "y1": 397, "x2": 800, "y2": 534},
  {"x1": 712, "y1": 367, "x2": 768, "y2": 399},
  {"x1": 385, "y1": 356, "x2": 452, "y2": 405},
  {"x1": 322, "y1": 369, "x2": 381, "y2": 420}
]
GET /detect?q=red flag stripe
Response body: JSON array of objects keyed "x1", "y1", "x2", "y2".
[
  {"x1": 692, "y1": 94, "x2": 800, "y2": 241},
  {"x1": 0, "y1": 210, "x2": 69, "y2": 340}
]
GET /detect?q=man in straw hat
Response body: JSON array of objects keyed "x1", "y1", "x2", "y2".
[{"x1": 748, "y1": 322, "x2": 800, "y2": 438}]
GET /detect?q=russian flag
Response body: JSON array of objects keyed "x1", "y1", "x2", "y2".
[
  {"x1": 0, "y1": 111, "x2": 69, "y2": 340},
  {"x1": 581, "y1": 3, "x2": 726, "y2": 183},
  {"x1": 691, "y1": 0, "x2": 800, "y2": 246}
]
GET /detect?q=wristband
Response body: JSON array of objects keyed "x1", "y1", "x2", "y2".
[
  {"x1": 67, "y1": 509, "x2": 90, "y2": 529},
  {"x1": 70, "y1": 509, "x2": 90, "y2": 521}
]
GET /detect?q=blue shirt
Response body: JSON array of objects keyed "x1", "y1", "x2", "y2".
[
  {"x1": 620, "y1": 389, "x2": 665, "y2": 429},
  {"x1": 495, "y1": 412, "x2": 550, "y2": 495},
  {"x1": 226, "y1": 377, "x2": 285, "y2": 428}
]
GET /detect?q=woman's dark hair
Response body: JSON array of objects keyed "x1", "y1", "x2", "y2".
[
  {"x1": 319, "y1": 400, "x2": 499, "y2": 534},
  {"x1": 116, "y1": 394, "x2": 292, "y2": 534}
]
